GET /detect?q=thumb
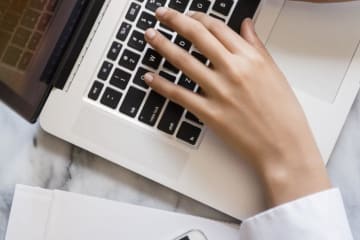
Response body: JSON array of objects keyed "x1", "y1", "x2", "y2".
[{"x1": 240, "y1": 18, "x2": 268, "y2": 55}]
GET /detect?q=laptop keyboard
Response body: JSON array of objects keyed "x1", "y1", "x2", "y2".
[
  {"x1": 87, "y1": 0, "x2": 237, "y2": 147},
  {"x1": 0, "y1": 0, "x2": 58, "y2": 71}
]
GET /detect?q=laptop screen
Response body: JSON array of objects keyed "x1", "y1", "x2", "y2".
[{"x1": 0, "y1": 0, "x2": 76, "y2": 122}]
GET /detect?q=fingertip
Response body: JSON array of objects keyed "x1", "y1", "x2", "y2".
[
  {"x1": 144, "y1": 72, "x2": 154, "y2": 84},
  {"x1": 155, "y1": 7, "x2": 168, "y2": 17},
  {"x1": 145, "y1": 28, "x2": 157, "y2": 40},
  {"x1": 240, "y1": 18, "x2": 253, "y2": 33}
]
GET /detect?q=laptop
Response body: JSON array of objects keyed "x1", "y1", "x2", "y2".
[{"x1": 0, "y1": 0, "x2": 359, "y2": 219}]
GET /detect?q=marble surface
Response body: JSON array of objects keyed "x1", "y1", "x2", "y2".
[{"x1": 0, "y1": 91, "x2": 359, "y2": 240}]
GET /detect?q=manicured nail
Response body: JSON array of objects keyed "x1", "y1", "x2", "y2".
[
  {"x1": 186, "y1": 10, "x2": 196, "y2": 17},
  {"x1": 156, "y1": 7, "x2": 167, "y2": 16},
  {"x1": 145, "y1": 28, "x2": 156, "y2": 39},
  {"x1": 144, "y1": 73, "x2": 154, "y2": 83}
]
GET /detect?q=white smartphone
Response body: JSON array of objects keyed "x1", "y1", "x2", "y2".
[{"x1": 174, "y1": 230, "x2": 208, "y2": 240}]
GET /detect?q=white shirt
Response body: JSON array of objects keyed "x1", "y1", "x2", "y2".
[{"x1": 239, "y1": 188, "x2": 354, "y2": 240}]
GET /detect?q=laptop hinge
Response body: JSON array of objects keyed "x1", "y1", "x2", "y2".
[{"x1": 41, "y1": 0, "x2": 105, "y2": 89}]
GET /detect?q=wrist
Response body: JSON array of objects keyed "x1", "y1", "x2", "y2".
[{"x1": 258, "y1": 148, "x2": 331, "y2": 207}]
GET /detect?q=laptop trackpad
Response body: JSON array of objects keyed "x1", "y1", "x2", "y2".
[
  {"x1": 266, "y1": 1, "x2": 360, "y2": 103},
  {"x1": 72, "y1": 105, "x2": 188, "y2": 180}
]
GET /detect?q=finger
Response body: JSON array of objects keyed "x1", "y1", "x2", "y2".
[
  {"x1": 155, "y1": 7, "x2": 231, "y2": 67},
  {"x1": 145, "y1": 28, "x2": 219, "y2": 93},
  {"x1": 240, "y1": 18, "x2": 269, "y2": 56},
  {"x1": 189, "y1": 11, "x2": 250, "y2": 53},
  {"x1": 144, "y1": 72, "x2": 208, "y2": 116}
]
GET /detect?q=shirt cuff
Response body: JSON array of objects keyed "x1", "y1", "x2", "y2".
[{"x1": 239, "y1": 188, "x2": 353, "y2": 240}]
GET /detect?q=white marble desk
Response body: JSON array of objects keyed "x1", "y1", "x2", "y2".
[{"x1": 0, "y1": 93, "x2": 359, "y2": 240}]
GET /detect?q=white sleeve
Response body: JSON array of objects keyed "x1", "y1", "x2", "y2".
[{"x1": 239, "y1": 189, "x2": 353, "y2": 240}]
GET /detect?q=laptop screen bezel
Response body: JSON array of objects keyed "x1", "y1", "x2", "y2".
[{"x1": 0, "y1": 0, "x2": 80, "y2": 123}]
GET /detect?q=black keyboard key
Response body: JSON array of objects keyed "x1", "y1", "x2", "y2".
[
  {"x1": 28, "y1": 32, "x2": 42, "y2": 50},
  {"x1": 30, "y1": 0, "x2": 47, "y2": 10},
  {"x1": 88, "y1": 81, "x2": 104, "y2": 100},
  {"x1": 158, "y1": 29, "x2": 172, "y2": 41},
  {"x1": 18, "y1": 51, "x2": 33, "y2": 70},
  {"x1": 128, "y1": 30, "x2": 146, "y2": 52},
  {"x1": 146, "y1": 0, "x2": 167, "y2": 12},
  {"x1": 163, "y1": 61, "x2": 179, "y2": 74},
  {"x1": 191, "y1": 51, "x2": 207, "y2": 64},
  {"x1": 1, "y1": 12, "x2": 19, "y2": 32},
  {"x1": 133, "y1": 67, "x2": 151, "y2": 89},
  {"x1": 136, "y1": 11, "x2": 157, "y2": 30},
  {"x1": 120, "y1": 87, "x2": 146, "y2": 118},
  {"x1": 126, "y1": 2, "x2": 141, "y2": 21},
  {"x1": 47, "y1": 0, "x2": 59, "y2": 12},
  {"x1": 9, "y1": 0, "x2": 27, "y2": 13},
  {"x1": 119, "y1": 49, "x2": 140, "y2": 71},
  {"x1": 142, "y1": 48, "x2": 162, "y2": 69},
  {"x1": 97, "y1": 61, "x2": 113, "y2": 80},
  {"x1": 189, "y1": 0, "x2": 210, "y2": 13},
  {"x1": 117, "y1": 22, "x2": 132, "y2": 41},
  {"x1": 0, "y1": 31, "x2": 11, "y2": 56},
  {"x1": 107, "y1": 41, "x2": 123, "y2": 61},
  {"x1": 110, "y1": 68, "x2": 131, "y2": 90},
  {"x1": 212, "y1": 0, "x2": 234, "y2": 16},
  {"x1": 160, "y1": 23, "x2": 173, "y2": 32},
  {"x1": 13, "y1": 28, "x2": 31, "y2": 47},
  {"x1": 3, "y1": 46, "x2": 22, "y2": 66},
  {"x1": 174, "y1": 35, "x2": 191, "y2": 51},
  {"x1": 178, "y1": 74, "x2": 196, "y2": 91},
  {"x1": 209, "y1": 13, "x2": 225, "y2": 22},
  {"x1": 21, "y1": 9, "x2": 40, "y2": 29},
  {"x1": 168, "y1": 0, "x2": 190, "y2": 12},
  {"x1": 0, "y1": 6, "x2": 6, "y2": 19},
  {"x1": 158, "y1": 102, "x2": 184, "y2": 135},
  {"x1": 37, "y1": 13, "x2": 52, "y2": 31},
  {"x1": 139, "y1": 91, "x2": 166, "y2": 126},
  {"x1": 186, "y1": 111, "x2": 203, "y2": 125},
  {"x1": 176, "y1": 122, "x2": 201, "y2": 145},
  {"x1": 100, "y1": 87, "x2": 122, "y2": 109},
  {"x1": 159, "y1": 71, "x2": 176, "y2": 82}
]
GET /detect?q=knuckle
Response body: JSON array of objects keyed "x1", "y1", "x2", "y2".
[
  {"x1": 170, "y1": 50, "x2": 188, "y2": 68},
  {"x1": 166, "y1": 85, "x2": 182, "y2": 101},
  {"x1": 183, "y1": 22, "x2": 204, "y2": 38},
  {"x1": 205, "y1": 104, "x2": 223, "y2": 124},
  {"x1": 223, "y1": 57, "x2": 241, "y2": 76},
  {"x1": 194, "y1": 12, "x2": 207, "y2": 21},
  {"x1": 247, "y1": 50, "x2": 266, "y2": 65},
  {"x1": 163, "y1": 10, "x2": 180, "y2": 25},
  {"x1": 152, "y1": 32, "x2": 167, "y2": 47},
  {"x1": 216, "y1": 85, "x2": 233, "y2": 100},
  {"x1": 208, "y1": 18, "x2": 224, "y2": 31}
]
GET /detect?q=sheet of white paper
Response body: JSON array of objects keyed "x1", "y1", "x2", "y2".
[
  {"x1": 5, "y1": 185, "x2": 53, "y2": 240},
  {"x1": 5, "y1": 185, "x2": 240, "y2": 240},
  {"x1": 266, "y1": 1, "x2": 360, "y2": 103},
  {"x1": 44, "y1": 190, "x2": 240, "y2": 240}
]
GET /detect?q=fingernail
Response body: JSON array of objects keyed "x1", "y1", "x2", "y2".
[
  {"x1": 156, "y1": 7, "x2": 167, "y2": 16},
  {"x1": 245, "y1": 18, "x2": 255, "y2": 29},
  {"x1": 144, "y1": 73, "x2": 154, "y2": 83},
  {"x1": 145, "y1": 28, "x2": 156, "y2": 39},
  {"x1": 187, "y1": 10, "x2": 196, "y2": 17}
]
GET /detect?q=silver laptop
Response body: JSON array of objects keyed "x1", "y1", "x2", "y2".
[{"x1": 1, "y1": 0, "x2": 359, "y2": 219}]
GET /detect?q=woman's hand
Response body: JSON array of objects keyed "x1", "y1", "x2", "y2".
[{"x1": 144, "y1": 7, "x2": 331, "y2": 207}]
